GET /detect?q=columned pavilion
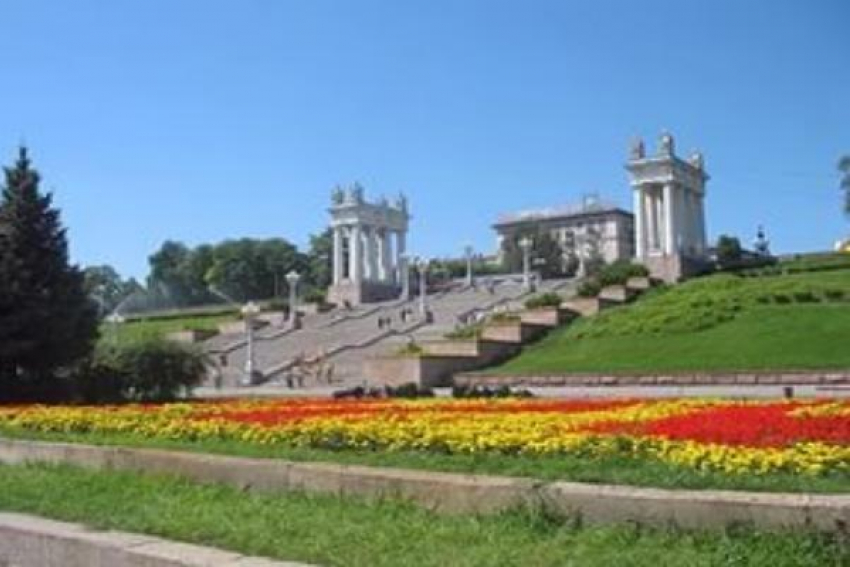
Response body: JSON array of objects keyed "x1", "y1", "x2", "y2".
[
  {"x1": 327, "y1": 184, "x2": 410, "y2": 305},
  {"x1": 626, "y1": 132, "x2": 709, "y2": 282}
]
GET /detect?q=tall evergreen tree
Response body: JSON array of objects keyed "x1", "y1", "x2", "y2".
[{"x1": 0, "y1": 147, "x2": 98, "y2": 394}]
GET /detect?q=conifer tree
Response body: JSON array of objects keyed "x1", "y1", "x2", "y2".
[{"x1": 0, "y1": 147, "x2": 97, "y2": 396}]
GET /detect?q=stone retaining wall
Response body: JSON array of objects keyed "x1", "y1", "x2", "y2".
[
  {"x1": 0, "y1": 512, "x2": 310, "y2": 567},
  {"x1": 0, "y1": 439, "x2": 847, "y2": 533},
  {"x1": 455, "y1": 372, "x2": 850, "y2": 387}
]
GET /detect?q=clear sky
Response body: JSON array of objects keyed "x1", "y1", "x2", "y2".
[{"x1": 1, "y1": 0, "x2": 848, "y2": 279}]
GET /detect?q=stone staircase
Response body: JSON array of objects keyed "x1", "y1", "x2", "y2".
[{"x1": 204, "y1": 277, "x2": 576, "y2": 388}]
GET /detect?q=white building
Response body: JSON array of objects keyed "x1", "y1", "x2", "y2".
[{"x1": 492, "y1": 196, "x2": 635, "y2": 271}]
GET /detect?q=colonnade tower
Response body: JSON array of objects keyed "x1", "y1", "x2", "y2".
[
  {"x1": 326, "y1": 183, "x2": 410, "y2": 306},
  {"x1": 626, "y1": 132, "x2": 709, "y2": 282}
]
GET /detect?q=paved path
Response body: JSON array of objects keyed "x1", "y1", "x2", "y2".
[{"x1": 193, "y1": 383, "x2": 850, "y2": 399}]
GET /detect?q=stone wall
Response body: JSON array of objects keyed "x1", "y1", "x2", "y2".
[
  {"x1": 1, "y1": 439, "x2": 847, "y2": 533},
  {"x1": 456, "y1": 372, "x2": 850, "y2": 387}
]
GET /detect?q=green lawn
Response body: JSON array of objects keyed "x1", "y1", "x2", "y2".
[
  {"x1": 0, "y1": 463, "x2": 844, "y2": 567},
  {"x1": 495, "y1": 269, "x2": 850, "y2": 375},
  {"x1": 2, "y1": 428, "x2": 848, "y2": 494},
  {"x1": 498, "y1": 304, "x2": 850, "y2": 374},
  {"x1": 101, "y1": 313, "x2": 237, "y2": 343}
]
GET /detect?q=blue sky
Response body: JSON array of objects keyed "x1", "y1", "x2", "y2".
[{"x1": 1, "y1": 1, "x2": 848, "y2": 279}]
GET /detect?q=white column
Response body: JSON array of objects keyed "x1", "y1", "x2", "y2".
[
  {"x1": 395, "y1": 230, "x2": 407, "y2": 283},
  {"x1": 696, "y1": 194, "x2": 707, "y2": 254},
  {"x1": 651, "y1": 189, "x2": 662, "y2": 252},
  {"x1": 674, "y1": 186, "x2": 685, "y2": 253},
  {"x1": 663, "y1": 183, "x2": 676, "y2": 255},
  {"x1": 381, "y1": 231, "x2": 392, "y2": 282},
  {"x1": 332, "y1": 227, "x2": 343, "y2": 284},
  {"x1": 633, "y1": 188, "x2": 644, "y2": 259},
  {"x1": 349, "y1": 225, "x2": 362, "y2": 283},
  {"x1": 687, "y1": 190, "x2": 697, "y2": 254},
  {"x1": 367, "y1": 227, "x2": 378, "y2": 282}
]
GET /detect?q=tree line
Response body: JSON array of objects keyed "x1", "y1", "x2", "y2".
[{"x1": 85, "y1": 230, "x2": 332, "y2": 314}]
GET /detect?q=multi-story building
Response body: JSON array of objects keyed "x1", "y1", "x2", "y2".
[{"x1": 492, "y1": 195, "x2": 635, "y2": 270}]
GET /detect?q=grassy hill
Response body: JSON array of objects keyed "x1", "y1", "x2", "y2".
[{"x1": 496, "y1": 268, "x2": 850, "y2": 375}]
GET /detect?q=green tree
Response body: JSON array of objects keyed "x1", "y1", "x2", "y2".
[
  {"x1": 147, "y1": 240, "x2": 193, "y2": 304},
  {"x1": 839, "y1": 155, "x2": 850, "y2": 215},
  {"x1": 83, "y1": 264, "x2": 137, "y2": 314},
  {"x1": 0, "y1": 147, "x2": 98, "y2": 397},
  {"x1": 205, "y1": 238, "x2": 302, "y2": 302},
  {"x1": 534, "y1": 232, "x2": 566, "y2": 278},
  {"x1": 306, "y1": 228, "x2": 333, "y2": 290},
  {"x1": 716, "y1": 234, "x2": 743, "y2": 267}
]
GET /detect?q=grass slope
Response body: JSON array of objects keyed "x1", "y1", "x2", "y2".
[
  {"x1": 498, "y1": 270, "x2": 850, "y2": 375},
  {"x1": 0, "y1": 463, "x2": 844, "y2": 567}
]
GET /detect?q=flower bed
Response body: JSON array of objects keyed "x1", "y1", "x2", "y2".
[{"x1": 1, "y1": 398, "x2": 848, "y2": 476}]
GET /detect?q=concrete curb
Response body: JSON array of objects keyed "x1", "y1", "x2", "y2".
[
  {"x1": 0, "y1": 438, "x2": 848, "y2": 533},
  {"x1": 0, "y1": 512, "x2": 314, "y2": 567},
  {"x1": 455, "y1": 372, "x2": 850, "y2": 388}
]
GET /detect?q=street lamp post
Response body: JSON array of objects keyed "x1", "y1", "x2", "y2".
[
  {"x1": 417, "y1": 257, "x2": 428, "y2": 316},
  {"x1": 285, "y1": 270, "x2": 301, "y2": 328},
  {"x1": 464, "y1": 243, "x2": 474, "y2": 287},
  {"x1": 399, "y1": 254, "x2": 410, "y2": 301},
  {"x1": 519, "y1": 237, "x2": 533, "y2": 290},
  {"x1": 241, "y1": 301, "x2": 261, "y2": 386}
]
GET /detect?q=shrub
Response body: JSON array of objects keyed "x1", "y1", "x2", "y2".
[
  {"x1": 384, "y1": 382, "x2": 434, "y2": 398},
  {"x1": 263, "y1": 298, "x2": 288, "y2": 313},
  {"x1": 596, "y1": 260, "x2": 649, "y2": 287},
  {"x1": 445, "y1": 324, "x2": 483, "y2": 340},
  {"x1": 489, "y1": 312, "x2": 521, "y2": 323},
  {"x1": 451, "y1": 384, "x2": 534, "y2": 398},
  {"x1": 524, "y1": 292, "x2": 563, "y2": 310},
  {"x1": 79, "y1": 337, "x2": 207, "y2": 403},
  {"x1": 577, "y1": 279, "x2": 602, "y2": 298},
  {"x1": 303, "y1": 288, "x2": 327, "y2": 304}
]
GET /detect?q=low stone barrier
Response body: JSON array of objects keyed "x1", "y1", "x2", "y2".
[
  {"x1": 0, "y1": 512, "x2": 311, "y2": 567},
  {"x1": 362, "y1": 353, "x2": 494, "y2": 387},
  {"x1": 518, "y1": 307, "x2": 574, "y2": 328},
  {"x1": 454, "y1": 372, "x2": 850, "y2": 388},
  {"x1": 480, "y1": 321, "x2": 548, "y2": 344},
  {"x1": 0, "y1": 439, "x2": 847, "y2": 533},
  {"x1": 598, "y1": 284, "x2": 637, "y2": 303}
]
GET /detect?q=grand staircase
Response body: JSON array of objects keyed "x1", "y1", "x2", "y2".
[{"x1": 204, "y1": 277, "x2": 576, "y2": 388}]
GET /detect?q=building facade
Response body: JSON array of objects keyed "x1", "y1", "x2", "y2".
[{"x1": 493, "y1": 196, "x2": 635, "y2": 272}]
